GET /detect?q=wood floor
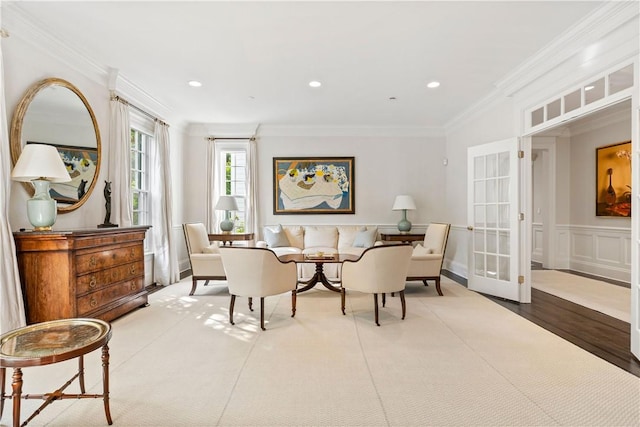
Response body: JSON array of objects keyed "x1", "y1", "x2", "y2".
[{"x1": 443, "y1": 271, "x2": 640, "y2": 378}]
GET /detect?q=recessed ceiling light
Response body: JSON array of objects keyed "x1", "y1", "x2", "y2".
[
  {"x1": 585, "y1": 85, "x2": 594, "y2": 91},
  {"x1": 309, "y1": 81, "x2": 322, "y2": 88},
  {"x1": 188, "y1": 80, "x2": 202, "y2": 87},
  {"x1": 427, "y1": 81, "x2": 440, "y2": 89}
]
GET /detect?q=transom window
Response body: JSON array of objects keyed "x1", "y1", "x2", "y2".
[{"x1": 527, "y1": 62, "x2": 634, "y2": 132}]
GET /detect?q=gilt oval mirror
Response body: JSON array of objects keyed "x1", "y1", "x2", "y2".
[{"x1": 10, "y1": 77, "x2": 101, "y2": 213}]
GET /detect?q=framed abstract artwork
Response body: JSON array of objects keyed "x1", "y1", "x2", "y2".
[
  {"x1": 273, "y1": 157, "x2": 355, "y2": 214},
  {"x1": 596, "y1": 140, "x2": 631, "y2": 217},
  {"x1": 27, "y1": 141, "x2": 98, "y2": 205}
]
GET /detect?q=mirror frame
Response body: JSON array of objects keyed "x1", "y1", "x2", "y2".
[{"x1": 10, "y1": 77, "x2": 102, "y2": 213}]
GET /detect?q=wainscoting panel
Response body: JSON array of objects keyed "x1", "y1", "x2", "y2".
[
  {"x1": 571, "y1": 231, "x2": 595, "y2": 260},
  {"x1": 144, "y1": 253, "x2": 155, "y2": 286},
  {"x1": 444, "y1": 225, "x2": 468, "y2": 279},
  {"x1": 447, "y1": 224, "x2": 628, "y2": 283},
  {"x1": 569, "y1": 225, "x2": 630, "y2": 283},
  {"x1": 556, "y1": 226, "x2": 570, "y2": 269},
  {"x1": 532, "y1": 223, "x2": 543, "y2": 263}
]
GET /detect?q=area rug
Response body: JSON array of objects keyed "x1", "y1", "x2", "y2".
[{"x1": 532, "y1": 270, "x2": 630, "y2": 323}]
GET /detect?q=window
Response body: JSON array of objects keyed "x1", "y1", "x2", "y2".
[
  {"x1": 526, "y1": 62, "x2": 634, "y2": 131},
  {"x1": 220, "y1": 147, "x2": 247, "y2": 233},
  {"x1": 130, "y1": 128, "x2": 151, "y2": 226}
]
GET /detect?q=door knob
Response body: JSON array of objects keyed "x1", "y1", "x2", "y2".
[{"x1": 467, "y1": 226, "x2": 474, "y2": 231}]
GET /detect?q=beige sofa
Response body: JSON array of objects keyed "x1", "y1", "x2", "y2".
[{"x1": 257, "y1": 225, "x2": 381, "y2": 279}]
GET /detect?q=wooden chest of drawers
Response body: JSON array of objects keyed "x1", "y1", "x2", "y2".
[{"x1": 13, "y1": 226, "x2": 150, "y2": 324}]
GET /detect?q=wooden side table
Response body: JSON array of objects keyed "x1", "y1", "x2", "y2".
[
  {"x1": 380, "y1": 233, "x2": 424, "y2": 244},
  {"x1": 0, "y1": 318, "x2": 113, "y2": 427},
  {"x1": 208, "y1": 233, "x2": 254, "y2": 246}
]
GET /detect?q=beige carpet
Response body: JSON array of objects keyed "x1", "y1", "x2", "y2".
[
  {"x1": 532, "y1": 270, "x2": 631, "y2": 323},
  {"x1": 2, "y1": 277, "x2": 639, "y2": 426}
]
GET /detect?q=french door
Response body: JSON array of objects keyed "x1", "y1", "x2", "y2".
[{"x1": 467, "y1": 138, "x2": 529, "y2": 302}]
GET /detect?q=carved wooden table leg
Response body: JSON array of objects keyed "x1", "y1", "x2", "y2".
[
  {"x1": 78, "y1": 356, "x2": 86, "y2": 394},
  {"x1": 102, "y1": 345, "x2": 112, "y2": 425},
  {"x1": 12, "y1": 368, "x2": 22, "y2": 427}
]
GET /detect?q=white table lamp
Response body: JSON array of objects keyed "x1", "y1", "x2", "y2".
[
  {"x1": 215, "y1": 195, "x2": 239, "y2": 233},
  {"x1": 11, "y1": 143, "x2": 71, "y2": 231},
  {"x1": 392, "y1": 195, "x2": 416, "y2": 233}
]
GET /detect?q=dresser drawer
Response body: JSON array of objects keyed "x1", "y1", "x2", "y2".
[
  {"x1": 77, "y1": 277, "x2": 144, "y2": 316},
  {"x1": 76, "y1": 261, "x2": 144, "y2": 295},
  {"x1": 76, "y1": 244, "x2": 143, "y2": 274}
]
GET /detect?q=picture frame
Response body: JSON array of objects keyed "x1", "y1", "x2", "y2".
[
  {"x1": 273, "y1": 157, "x2": 355, "y2": 214},
  {"x1": 596, "y1": 140, "x2": 631, "y2": 217},
  {"x1": 27, "y1": 141, "x2": 98, "y2": 205}
]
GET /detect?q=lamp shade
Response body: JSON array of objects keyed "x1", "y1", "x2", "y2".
[
  {"x1": 11, "y1": 143, "x2": 71, "y2": 183},
  {"x1": 215, "y1": 195, "x2": 239, "y2": 211},
  {"x1": 392, "y1": 195, "x2": 416, "y2": 211}
]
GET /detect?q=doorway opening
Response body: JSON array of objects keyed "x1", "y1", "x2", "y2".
[{"x1": 529, "y1": 99, "x2": 632, "y2": 321}]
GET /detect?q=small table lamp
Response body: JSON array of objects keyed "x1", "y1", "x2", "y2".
[
  {"x1": 215, "y1": 195, "x2": 239, "y2": 233},
  {"x1": 11, "y1": 143, "x2": 71, "y2": 231},
  {"x1": 392, "y1": 195, "x2": 416, "y2": 233}
]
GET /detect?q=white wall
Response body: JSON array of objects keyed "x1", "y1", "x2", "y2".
[
  {"x1": 4, "y1": 20, "x2": 189, "y2": 285},
  {"x1": 531, "y1": 114, "x2": 632, "y2": 278},
  {"x1": 443, "y1": 97, "x2": 517, "y2": 277},
  {"x1": 5, "y1": 1, "x2": 637, "y2": 286},
  {"x1": 184, "y1": 127, "x2": 448, "y2": 238},
  {"x1": 5, "y1": 35, "x2": 110, "y2": 230},
  {"x1": 569, "y1": 114, "x2": 631, "y2": 227},
  {"x1": 445, "y1": 3, "x2": 639, "y2": 282}
]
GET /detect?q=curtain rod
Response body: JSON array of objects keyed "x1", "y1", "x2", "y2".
[
  {"x1": 111, "y1": 94, "x2": 169, "y2": 128},
  {"x1": 206, "y1": 136, "x2": 256, "y2": 142}
]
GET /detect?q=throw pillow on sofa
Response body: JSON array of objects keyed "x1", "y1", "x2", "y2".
[
  {"x1": 304, "y1": 226, "x2": 338, "y2": 249},
  {"x1": 337, "y1": 225, "x2": 366, "y2": 248},
  {"x1": 264, "y1": 225, "x2": 291, "y2": 248},
  {"x1": 352, "y1": 228, "x2": 377, "y2": 248}
]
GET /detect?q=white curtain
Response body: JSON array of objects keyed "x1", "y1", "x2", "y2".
[
  {"x1": 0, "y1": 42, "x2": 26, "y2": 333},
  {"x1": 109, "y1": 98, "x2": 132, "y2": 227},
  {"x1": 245, "y1": 138, "x2": 258, "y2": 234},
  {"x1": 206, "y1": 138, "x2": 221, "y2": 233},
  {"x1": 150, "y1": 121, "x2": 179, "y2": 285}
]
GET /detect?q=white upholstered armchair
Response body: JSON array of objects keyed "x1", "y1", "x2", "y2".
[
  {"x1": 219, "y1": 247, "x2": 298, "y2": 331},
  {"x1": 406, "y1": 223, "x2": 451, "y2": 296},
  {"x1": 340, "y1": 244, "x2": 413, "y2": 326},
  {"x1": 183, "y1": 223, "x2": 226, "y2": 296}
]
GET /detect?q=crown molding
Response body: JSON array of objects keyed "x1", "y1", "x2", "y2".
[
  {"x1": 444, "y1": 89, "x2": 508, "y2": 134},
  {"x1": 254, "y1": 124, "x2": 445, "y2": 138},
  {"x1": 188, "y1": 123, "x2": 261, "y2": 138},
  {"x1": 445, "y1": 1, "x2": 638, "y2": 135},
  {"x1": 4, "y1": 3, "x2": 184, "y2": 130},
  {"x1": 188, "y1": 123, "x2": 444, "y2": 138},
  {"x1": 3, "y1": 3, "x2": 107, "y2": 86},
  {"x1": 108, "y1": 68, "x2": 174, "y2": 125},
  {"x1": 494, "y1": 1, "x2": 638, "y2": 98}
]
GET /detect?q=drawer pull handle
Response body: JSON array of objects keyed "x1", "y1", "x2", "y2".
[
  {"x1": 89, "y1": 276, "x2": 97, "y2": 288},
  {"x1": 90, "y1": 297, "x2": 98, "y2": 308},
  {"x1": 130, "y1": 248, "x2": 136, "y2": 259},
  {"x1": 130, "y1": 282, "x2": 137, "y2": 291},
  {"x1": 129, "y1": 265, "x2": 136, "y2": 275},
  {"x1": 89, "y1": 256, "x2": 97, "y2": 267}
]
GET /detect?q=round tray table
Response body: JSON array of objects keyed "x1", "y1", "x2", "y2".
[{"x1": 0, "y1": 318, "x2": 112, "y2": 427}]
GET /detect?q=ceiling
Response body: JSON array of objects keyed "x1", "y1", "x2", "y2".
[{"x1": 6, "y1": 1, "x2": 605, "y2": 128}]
